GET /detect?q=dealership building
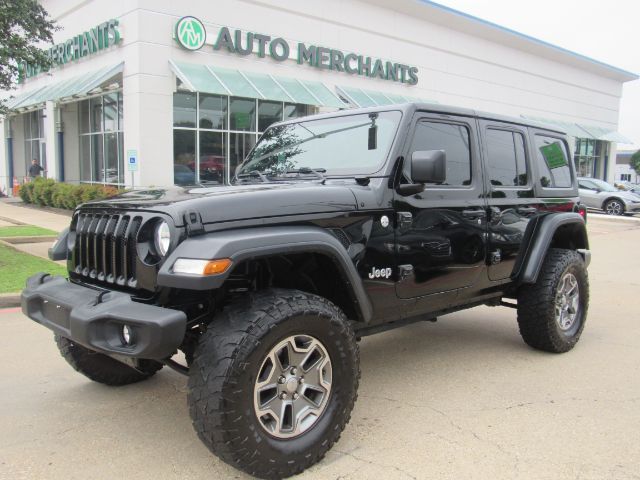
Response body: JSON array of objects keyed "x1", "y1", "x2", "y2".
[{"x1": 0, "y1": 0, "x2": 637, "y2": 192}]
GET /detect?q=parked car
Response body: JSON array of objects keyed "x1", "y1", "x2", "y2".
[
  {"x1": 615, "y1": 181, "x2": 640, "y2": 197},
  {"x1": 578, "y1": 177, "x2": 640, "y2": 215},
  {"x1": 174, "y1": 164, "x2": 196, "y2": 185}
]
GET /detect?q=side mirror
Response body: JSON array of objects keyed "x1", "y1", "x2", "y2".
[{"x1": 411, "y1": 150, "x2": 446, "y2": 184}]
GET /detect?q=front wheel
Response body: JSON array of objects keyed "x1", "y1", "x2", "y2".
[
  {"x1": 188, "y1": 289, "x2": 360, "y2": 479},
  {"x1": 605, "y1": 199, "x2": 625, "y2": 216},
  {"x1": 517, "y1": 249, "x2": 589, "y2": 353}
]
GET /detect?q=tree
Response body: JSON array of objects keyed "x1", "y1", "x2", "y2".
[
  {"x1": 0, "y1": 0, "x2": 57, "y2": 113},
  {"x1": 631, "y1": 150, "x2": 640, "y2": 178}
]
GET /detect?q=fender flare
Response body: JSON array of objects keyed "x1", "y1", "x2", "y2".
[
  {"x1": 516, "y1": 213, "x2": 588, "y2": 284},
  {"x1": 157, "y1": 226, "x2": 373, "y2": 322}
]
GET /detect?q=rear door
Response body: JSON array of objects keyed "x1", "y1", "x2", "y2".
[
  {"x1": 479, "y1": 120, "x2": 539, "y2": 281},
  {"x1": 394, "y1": 113, "x2": 487, "y2": 299}
]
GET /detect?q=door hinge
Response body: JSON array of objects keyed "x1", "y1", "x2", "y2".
[{"x1": 397, "y1": 211, "x2": 413, "y2": 228}]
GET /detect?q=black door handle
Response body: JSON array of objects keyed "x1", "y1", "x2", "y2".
[{"x1": 462, "y1": 209, "x2": 486, "y2": 219}]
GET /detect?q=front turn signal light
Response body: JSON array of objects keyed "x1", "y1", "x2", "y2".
[{"x1": 172, "y1": 258, "x2": 232, "y2": 275}]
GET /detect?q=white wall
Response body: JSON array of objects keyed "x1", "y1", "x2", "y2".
[{"x1": 2, "y1": 0, "x2": 633, "y2": 188}]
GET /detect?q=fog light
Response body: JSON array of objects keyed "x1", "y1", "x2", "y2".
[{"x1": 122, "y1": 325, "x2": 134, "y2": 346}]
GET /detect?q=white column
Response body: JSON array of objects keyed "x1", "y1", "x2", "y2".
[
  {"x1": 606, "y1": 142, "x2": 617, "y2": 183},
  {"x1": 44, "y1": 100, "x2": 59, "y2": 180}
]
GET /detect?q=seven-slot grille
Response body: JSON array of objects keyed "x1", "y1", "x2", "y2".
[{"x1": 73, "y1": 212, "x2": 142, "y2": 288}]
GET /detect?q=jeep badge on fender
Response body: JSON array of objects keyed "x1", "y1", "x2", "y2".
[{"x1": 22, "y1": 103, "x2": 590, "y2": 479}]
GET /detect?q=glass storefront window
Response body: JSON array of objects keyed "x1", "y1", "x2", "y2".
[
  {"x1": 229, "y1": 97, "x2": 256, "y2": 131},
  {"x1": 172, "y1": 86, "x2": 316, "y2": 185},
  {"x1": 78, "y1": 93, "x2": 124, "y2": 185},
  {"x1": 258, "y1": 100, "x2": 283, "y2": 132},
  {"x1": 90, "y1": 96, "x2": 103, "y2": 133},
  {"x1": 230, "y1": 133, "x2": 256, "y2": 174},
  {"x1": 284, "y1": 103, "x2": 311, "y2": 120},
  {"x1": 23, "y1": 110, "x2": 46, "y2": 175},
  {"x1": 103, "y1": 93, "x2": 119, "y2": 131},
  {"x1": 199, "y1": 94, "x2": 227, "y2": 130},
  {"x1": 199, "y1": 131, "x2": 225, "y2": 185},
  {"x1": 173, "y1": 129, "x2": 197, "y2": 185},
  {"x1": 173, "y1": 92, "x2": 197, "y2": 128}
]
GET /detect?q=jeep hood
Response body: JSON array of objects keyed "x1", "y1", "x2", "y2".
[{"x1": 81, "y1": 183, "x2": 358, "y2": 226}]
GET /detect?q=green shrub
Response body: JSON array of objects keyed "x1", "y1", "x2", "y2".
[
  {"x1": 31, "y1": 177, "x2": 56, "y2": 206},
  {"x1": 18, "y1": 179, "x2": 123, "y2": 210}
]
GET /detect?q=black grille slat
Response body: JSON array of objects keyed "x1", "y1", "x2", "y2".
[
  {"x1": 127, "y1": 217, "x2": 142, "y2": 285},
  {"x1": 115, "y1": 216, "x2": 130, "y2": 284},
  {"x1": 103, "y1": 215, "x2": 119, "y2": 282},
  {"x1": 93, "y1": 215, "x2": 109, "y2": 278}
]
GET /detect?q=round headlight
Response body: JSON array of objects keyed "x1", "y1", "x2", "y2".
[{"x1": 154, "y1": 221, "x2": 171, "y2": 256}]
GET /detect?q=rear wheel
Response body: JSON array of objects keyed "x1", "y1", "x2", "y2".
[
  {"x1": 604, "y1": 198, "x2": 624, "y2": 216},
  {"x1": 517, "y1": 249, "x2": 589, "y2": 353},
  {"x1": 55, "y1": 335, "x2": 163, "y2": 386},
  {"x1": 188, "y1": 289, "x2": 360, "y2": 479}
]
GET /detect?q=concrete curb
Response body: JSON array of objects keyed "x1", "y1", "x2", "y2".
[
  {"x1": 0, "y1": 236, "x2": 58, "y2": 244},
  {"x1": 0, "y1": 293, "x2": 21, "y2": 308}
]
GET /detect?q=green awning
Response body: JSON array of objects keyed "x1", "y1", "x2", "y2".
[
  {"x1": 522, "y1": 116, "x2": 594, "y2": 139},
  {"x1": 170, "y1": 61, "x2": 346, "y2": 108},
  {"x1": 577, "y1": 124, "x2": 633, "y2": 144},
  {"x1": 5, "y1": 63, "x2": 123, "y2": 111},
  {"x1": 522, "y1": 115, "x2": 632, "y2": 143},
  {"x1": 336, "y1": 85, "x2": 438, "y2": 108}
]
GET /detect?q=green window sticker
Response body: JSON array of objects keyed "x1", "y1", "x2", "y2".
[{"x1": 539, "y1": 142, "x2": 567, "y2": 169}]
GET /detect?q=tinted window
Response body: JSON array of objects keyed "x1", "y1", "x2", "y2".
[
  {"x1": 486, "y1": 129, "x2": 528, "y2": 186},
  {"x1": 534, "y1": 135, "x2": 572, "y2": 188},
  {"x1": 409, "y1": 121, "x2": 471, "y2": 186}
]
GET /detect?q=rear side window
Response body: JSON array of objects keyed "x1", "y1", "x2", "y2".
[
  {"x1": 486, "y1": 129, "x2": 528, "y2": 186},
  {"x1": 534, "y1": 135, "x2": 572, "y2": 188},
  {"x1": 409, "y1": 121, "x2": 471, "y2": 186}
]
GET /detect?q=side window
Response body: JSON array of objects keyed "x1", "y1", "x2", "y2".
[
  {"x1": 578, "y1": 180, "x2": 595, "y2": 190},
  {"x1": 408, "y1": 121, "x2": 471, "y2": 186},
  {"x1": 534, "y1": 135, "x2": 572, "y2": 188},
  {"x1": 485, "y1": 129, "x2": 528, "y2": 187}
]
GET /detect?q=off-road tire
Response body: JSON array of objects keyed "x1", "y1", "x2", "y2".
[
  {"x1": 188, "y1": 289, "x2": 360, "y2": 479},
  {"x1": 517, "y1": 248, "x2": 589, "y2": 353},
  {"x1": 55, "y1": 335, "x2": 163, "y2": 385}
]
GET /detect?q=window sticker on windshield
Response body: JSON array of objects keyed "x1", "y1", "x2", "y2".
[{"x1": 539, "y1": 142, "x2": 567, "y2": 169}]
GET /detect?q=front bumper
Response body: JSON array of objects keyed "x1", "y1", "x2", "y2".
[{"x1": 21, "y1": 273, "x2": 186, "y2": 360}]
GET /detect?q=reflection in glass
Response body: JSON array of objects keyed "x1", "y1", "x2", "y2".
[
  {"x1": 238, "y1": 112, "x2": 401, "y2": 178},
  {"x1": 173, "y1": 130, "x2": 196, "y2": 185},
  {"x1": 230, "y1": 133, "x2": 256, "y2": 174},
  {"x1": 104, "y1": 93, "x2": 118, "y2": 131},
  {"x1": 230, "y1": 97, "x2": 256, "y2": 131},
  {"x1": 258, "y1": 100, "x2": 282, "y2": 132},
  {"x1": 104, "y1": 132, "x2": 118, "y2": 184},
  {"x1": 199, "y1": 94, "x2": 227, "y2": 129},
  {"x1": 200, "y1": 131, "x2": 225, "y2": 184},
  {"x1": 173, "y1": 92, "x2": 197, "y2": 128},
  {"x1": 90, "y1": 96, "x2": 103, "y2": 133},
  {"x1": 92, "y1": 135, "x2": 104, "y2": 182},
  {"x1": 80, "y1": 136, "x2": 91, "y2": 182}
]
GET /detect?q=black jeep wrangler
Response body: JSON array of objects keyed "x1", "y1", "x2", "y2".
[{"x1": 22, "y1": 103, "x2": 590, "y2": 479}]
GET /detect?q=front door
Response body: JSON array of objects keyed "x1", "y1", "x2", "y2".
[{"x1": 395, "y1": 114, "x2": 488, "y2": 299}]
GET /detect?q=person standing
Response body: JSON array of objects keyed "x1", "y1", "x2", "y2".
[{"x1": 28, "y1": 159, "x2": 45, "y2": 179}]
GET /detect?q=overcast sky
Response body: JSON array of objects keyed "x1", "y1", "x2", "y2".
[{"x1": 433, "y1": 0, "x2": 639, "y2": 152}]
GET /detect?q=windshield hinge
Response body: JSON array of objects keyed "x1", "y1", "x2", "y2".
[{"x1": 183, "y1": 210, "x2": 204, "y2": 236}]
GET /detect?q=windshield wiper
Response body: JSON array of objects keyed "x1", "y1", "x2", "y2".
[
  {"x1": 236, "y1": 170, "x2": 270, "y2": 183},
  {"x1": 282, "y1": 167, "x2": 326, "y2": 182}
]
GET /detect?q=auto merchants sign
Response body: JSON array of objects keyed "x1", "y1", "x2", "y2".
[
  {"x1": 19, "y1": 19, "x2": 122, "y2": 82},
  {"x1": 174, "y1": 16, "x2": 419, "y2": 85}
]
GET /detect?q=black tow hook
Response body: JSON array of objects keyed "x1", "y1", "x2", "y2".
[{"x1": 162, "y1": 358, "x2": 189, "y2": 376}]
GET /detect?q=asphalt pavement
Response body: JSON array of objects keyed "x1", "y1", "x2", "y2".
[{"x1": 1, "y1": 216, "x2": 639, "y2": 480}]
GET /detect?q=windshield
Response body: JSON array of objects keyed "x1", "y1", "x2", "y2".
[{"x1": 234, "y1": 111, "x2": 402, "y2": 180}]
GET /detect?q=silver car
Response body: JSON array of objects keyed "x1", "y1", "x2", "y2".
[{"x1": 578, "y1": 177, "x2": 640, "y2": 216}]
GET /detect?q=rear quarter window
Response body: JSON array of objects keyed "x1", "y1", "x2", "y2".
[{"x1": 534, "y1": 135, "x2": 572, "y2": 188}]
